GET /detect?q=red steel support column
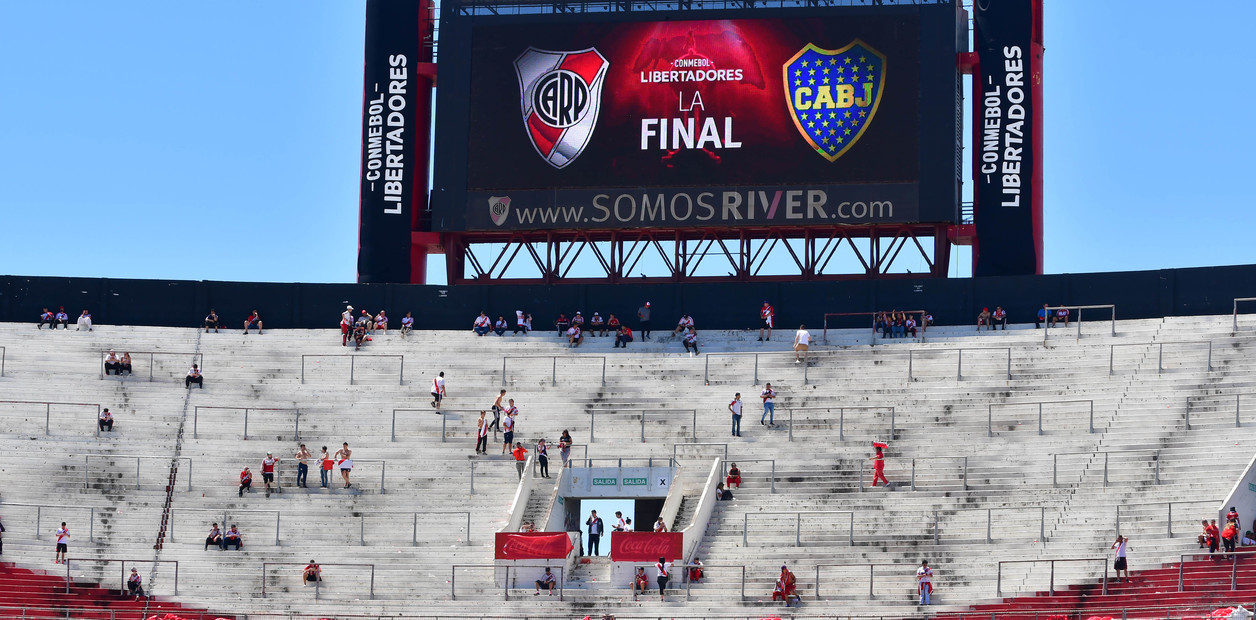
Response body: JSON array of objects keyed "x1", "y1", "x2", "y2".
[{"x1": 409, "y1": 0, "x2": 437, "y2": 283}]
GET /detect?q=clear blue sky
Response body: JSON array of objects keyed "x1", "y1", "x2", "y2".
[{"x1": 1, "y1": 1, "x2": 1252, "y2": 284}]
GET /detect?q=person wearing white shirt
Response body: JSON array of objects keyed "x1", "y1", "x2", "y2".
[
  {"x1": 682, "y1": 329, "x2": 699, "y2": 355},
  {"x1": 793, "y1": 324, "x2": 811, "y2": 363},
  {"x1": 728, "y1": 393, "x2": 743, "y2": 437},
  {"x1": 400, "y1": 312, "x2": 414, "y2": 337},
  {"x1": 76, "y1": 310, "x2": 93, "y2": 332},
  {"x1": 916, "y1": 560, "x2": 933, "y2": 605},
  {"x1": 494, "y1": 316, "x2": 508, "y2": 336},
  {"x1": 473, "y1": 312, "x2": 491, "y2": 336},
  {"x1": 431, "y1": 372, "x2": 446, "y2": 409},
  {"x1": 374, "y1": 311, "x2": 388, "y2": 333},
  {"x1": 760, "y1": 383, "x2": 776, "y2": 426}
]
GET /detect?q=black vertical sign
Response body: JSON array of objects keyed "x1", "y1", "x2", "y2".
[
  {"x1": 973, "y1": 0, "x2": 1039, "y2": 276},
  {"x1": 357, "y1": 0, "x2": 419, "y2": 283}
]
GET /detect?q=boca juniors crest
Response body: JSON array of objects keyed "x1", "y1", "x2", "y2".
[
  {"x1": 783, "y1": 40, "x2": 885, "y2": 162},
  {"x1": 515, "y1": 47, "x2": 610, "y2": 169}
]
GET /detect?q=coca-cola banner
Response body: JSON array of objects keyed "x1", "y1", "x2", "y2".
[
  {"x1": 609, "y1": 532, "x2": 683, "y2": 562},
  {"x1": 494, "y1": 532, "x2": 575, "y2": 559}
]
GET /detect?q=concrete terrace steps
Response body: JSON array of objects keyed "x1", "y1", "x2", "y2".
[{"x1": 1, "y1": 316, "x2": 1256, "y2": 618}]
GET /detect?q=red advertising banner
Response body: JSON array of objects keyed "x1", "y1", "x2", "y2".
[
  {"x1": 609, "y1": 532, "x2": 683, "y2": 562},
  {"x1": 494, "y1": 532, "x2": 574, "y2": 559}
]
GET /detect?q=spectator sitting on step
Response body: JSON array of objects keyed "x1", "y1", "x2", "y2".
[
  {"x1": 205, "y1": 523, "x2": 223, "y2": 550},
  {"x1": 186, "y1": 364, "x2": 203, "y2": 388},
  {"x1": 614, "y1": 325, "x2": 634, "y2": 348},
  {"x1": 127, "y1": 568, "x2": 145, "y2": 599},
  {"x1": 204, "y1": 309, "x2": 220, "y2": 333},
  {"x1": 607, "y1": 313, "x2": 621, "y2": 336},
  {"x1": 892, "y1": 310, "x2": 907, "y2": 338},
  {"x1": 534, "y1": 567, "x2": 557, "y2": 596},
  {"x1": 1244, "y1": 530, "x2": 1256, "y2": 546},
  {"x1": 223, "y1": 525, "x2": 242, "y2": 550},
  {"x1": 631, "y1": 566, "x2": 650, "y2": 599},
  {"x1": 494, "y1": 316, "x2": 508, "y2": 336},
  {"x1": 77, "y1": 309, "x2": 93, "y2": 331},
  {"x1": 716, "y1": 482, "x2": 733, "y2": 501},
  {"x1": 119, "y1": 352, "x2": 132, "y2": 376},
  {"x1": 352, "y1": 323, "x2": 367, "y2": 350},
  {"x1": 98, "y1": 408, "x2": 114, "y2": 432},
  {"x1": 513, "y1": 310, "x2": 529, "y2": 335},
  {"x1": 521, "y1": 521, "x2": 536, "y2": 532},
  {"x1": 473, "y1": 312, "x2": 491, "y2": 336},
  {"x1": 726, "y1": 463, "x2": 741, "y2": 488},
  {"x1": 38, "y1": 308, "x2": 54, "y2": 329},
  {"x1": 1036, "y1": 303, "x2": 1049, "y2": 329},
  {"x1": 977, "y1": 307, "x2": 992, "y2": 331},
  {"x1": 905, "y1": 315, "x2": 918, "y2": 338},
  {"x1": 104, "y1": 350, "x2": 122, "y2": 375},
  {"x1": 358, "y1": 310, "x2": 375, "y2": 334},
  {"x1": 400, "y1": 312, "x2": 414, "y2": 337},
  {"x1": 238, "y1": 467, "x2": 253, "y2": 496},
  {"x1": 921, "y1": 311, "x2": 934, "y2": 332},
  {"x1": 1053, "y1": 306, "x2": 1069, "y2": 327},
  {"x1": 682, "y1": 329, "x2": 700, "y2": 355},
  {"x1": 688, "y1": 558, "x2": 704, "y2": 583},
  {"x1": 555, "y1": 312, "x2": 569, "y2": 336},
  {"x1": 993, "y1": 306, "x2": 1008, "y2": 329},
  {"x1": 566, "y1": 324, "x2": 583, "y2": 348},
  {"x1": 54, "y1": 308, "x2": 69, "y2": 329},
  {"x1": 590, "y1": 312, "x2": 605, "y2": 336},
  {"x1": 303, "y1": 560, "x2": 322, "y2": 585},
  {"x1": 571, "y1": 311, "x2": 585, "y2": 332},
  {"x1": 772, "y1": 565, "x2": 800, "y2": 606},
  {"x1": 674, "y1": 314, "x2": 694, "y2": 335},
  {"x1": 243, "y1": 310, "x2": 262, "y2": 335},
  {"x1": 374, "y1": 310, "x2": 388, "y2": 333}
]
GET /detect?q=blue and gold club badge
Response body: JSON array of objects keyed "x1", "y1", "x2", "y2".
[{"x1": 783, "y1": 40, "x2": 886, "y2": 162}]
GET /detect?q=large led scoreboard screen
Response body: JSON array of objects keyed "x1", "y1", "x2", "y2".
[{"x1": 431, "y1": 5, "x2": 960, "y2": 232}]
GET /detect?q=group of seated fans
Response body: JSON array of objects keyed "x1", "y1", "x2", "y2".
[
  {"x1": 337, "y1": 305, "x2": 415, "y2": 348},
  {"x1": 876, "y1": 310, "x2": 928, "y2": 338},
  {"x1": 37, "y1": 307, "x2": 93, "y2": 331},
  {"x1": 1199, "y1": 507, "x2": 1256, "y2": 554}
]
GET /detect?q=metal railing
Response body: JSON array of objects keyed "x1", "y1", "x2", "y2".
[
  {"x1": 1113, "y1": 499, "x2": 1221, "y2": 538},
  {"x1": 83, "y1": 455, "x2": 192, "y2": 491},
  {"x1": 355, "y1": 511, "x2": 472, "y2": 545},
  {"x1": 1234, "y1": 297, "x2": 1256, "y2": 331},
  {"x1": 0, "y1": 346, "x2": 5, "y2": 376},
  {"x1": 99, "y1": 351, "x2": 202, "y2": 382},
  {"x1": 1052, "y1": 449, "x2": 1161, "y2": 488},
  {"x1": 501, "y1": 355, "x2": 605, "y2": 387},
  {"x1": 0, "y1": 503, "x2": 103, "y2": 542},
  {"x1": 392, "y1": 407, "x2": 451, "y2": 441},
  {"x1": 1043, "y1": 304, "x2": 1116, "y2": 341},
  {"x1": 721, "y1": 458, "x2": 776, "y2": 493},
  {"x1": 907, "y1": 347, "x2": 1011, "y2": 381},
  {"x1": 300, "y1": 354, "x2": 404, "y2": 385},
  {"x1": 64, "y1": 558, "x2": 179, "y2": 596},
  {"x1": 1110, "y1": 340, "x2": 1215, "y2": 375},
  {"x1": 673, "y1": 442, "x2": 728, "y2": 463},
  {"x1": 169, "y1": 508, "x2": 281, "y2": 546},
  {"x1": 503, "y1": 564, "x2": 565, "y2": 600},
  {"x1": 262, "y1": 562, "x2": 374, "y2": 599},
  {"x1": 192, "y1": 406, "x2": 300, "y2": 440},
  {"x1": 987, "y1": 399, "x2": 1095, "y2": 437},
  {"x1": 932, "y1": 506, "x2": 1051, "y2": 544},
  {"x1": 702, "y1": 352, "x2": 762, "y2": 385},
  {"x1": 860, "y1": 455, "x2": 968, "y2": 491},
  {"x1": 1178, "y1": 549, "x2": 1256, "y2": 591},
  {"x1": 996, "y1": 557, "x2": 1108, "y2": 597},
  {"x1": 743, "y1": 511, "x2": 853, "y2": 546},
  {"x1": 469, "y1": 458, "x2": 521, "y2": 494},
  {"x1": 822, "y1": 310, "x2": 929, "y2": 345},
  {"x1": 450, "y1": 564, "x2": 567, "y2": 601},
  {"x1": 0, "y1": 400, "x2": 101, "y2": 436},
  {"x1": 589, "y1": 408, "x2": 698, "y2": 443},
  {"x1": 785, "y1": 406, "x2": 895, "y2": 441},
  {"x1": 813, "y1": 562, "x2": 902, "y2": 600},
  {"x1": 684, "y1": 564, "x2": 746, "y2": 602},
  {"x1": 1186, "y1": 392, "x2": 1252, "y2": 430}
]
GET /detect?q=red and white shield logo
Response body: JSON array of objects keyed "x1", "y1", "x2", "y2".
[
  {"x1": 515, "y1": 47, "x2": 609, "y2": 169},
  {"x1": 488, "y1": 196, "x2": 511, "y2": 227}
]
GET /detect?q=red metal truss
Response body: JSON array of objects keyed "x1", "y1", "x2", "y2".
[{"x1": 442, "y1": 224, "x2": 949, "y2": 284}]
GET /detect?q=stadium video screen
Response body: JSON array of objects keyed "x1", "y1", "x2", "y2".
[{"x1": 436, "y1": 9, "x2": 959, "y2": 231}]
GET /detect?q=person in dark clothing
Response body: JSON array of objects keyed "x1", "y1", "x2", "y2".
[{"x1": 585, "y1": 511, "x2": 604, "y2": 556}]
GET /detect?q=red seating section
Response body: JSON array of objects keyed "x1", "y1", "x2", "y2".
[
  {"x1": 934, "y1": 554, "x2": 1256, "y2": 620},
  {"x1": 0, "y1": 562, "x2": 224, "y2": 620}
]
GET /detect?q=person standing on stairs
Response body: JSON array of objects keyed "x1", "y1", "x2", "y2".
[
  {"x1": 294, "y1": 444, "x2": 310, "y2": 489},
  {"x1": 870, "y1": 444, "x2": 890, "y2": 487},
  {"x1": 501, "y1": 400, "x2": 519, "y2": 455},
  {"x1": 916, "y1": 560, "x2": 933, "y2": 605},
  {"x1": 431, "y1": 372, "x2": 447, "y2": 410},
  {"x1": 655, "y1": 556, "x2": 671, "y2": 601},
  {"x1": 585, "y1": 510, "x2": 604, "y2": 556},
  {"x1": 490, "y1": 390, "x2": 506, "y2": 434},
  {"x1": 729, "y1": 392, "x2": 743, "y2": 437},
  {"x1": 1111, "y1": 535, "x2": 1129, "y2": 582},
  {"x1": 1206, "y1": 519, "x2": 1221, "y2": 553},
  {"x1": 512, "y1": 443, "x2": 528, "y2": 479},
  {"x1": 637, "y1": 301, "x2": 652, "y2": 340},
  {"x1": 335, "y1": 443, "x2": 353, "y2": 489},
  {"x1": 319, "y1": 447, "x2": 333, "y2": 488},
  {"x1": 758, "y1": 301, "x2": 775, "y2": 341},
  {"x1": 475, "y1": 411, "x2": 490, "y2": 455},
  {"x1": 0, "y1": 515, "x2": 5, "y2": 555},
  {"x1": 559, "y1": 430, "x2": 572, "y2": 467},
  {"x1": 54, "y1": 522, "x2": 69, "y2": 564},
  {"x1": 760, "y1": 383, "x2": 776, "y2": 426},
  {"x1": 536, "y1": 439, "x2": 550, "y2": 478},
  {"x1": 261, "y1": 452, "x2": 279, "y2": 497}
]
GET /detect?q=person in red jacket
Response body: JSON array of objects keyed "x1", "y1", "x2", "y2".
[
  {"x1": 1206, "y1": 519, "x2": 1221, "y2": 554},
  {"x1": 238, "y1": 467, "x2": 252, "y2": 497},
  {"x1": 1223, "y1": 522, "x2": 1239, "y2": 556},
  {"x1": 870, "y1": 443, "x2": 889, "y2": 487}
]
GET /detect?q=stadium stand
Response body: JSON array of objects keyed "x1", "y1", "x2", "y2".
[{"x1": 2, "y1": 312, "x2": 1256, "y2": 618}]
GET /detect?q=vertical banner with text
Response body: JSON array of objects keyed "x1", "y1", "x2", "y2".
[
  {"x1": 973, "y1": 0, "x2": 1043, "y2": 276},
  {"x1": 357, "y1": 0, "x2": 420, "y2": 283}
]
